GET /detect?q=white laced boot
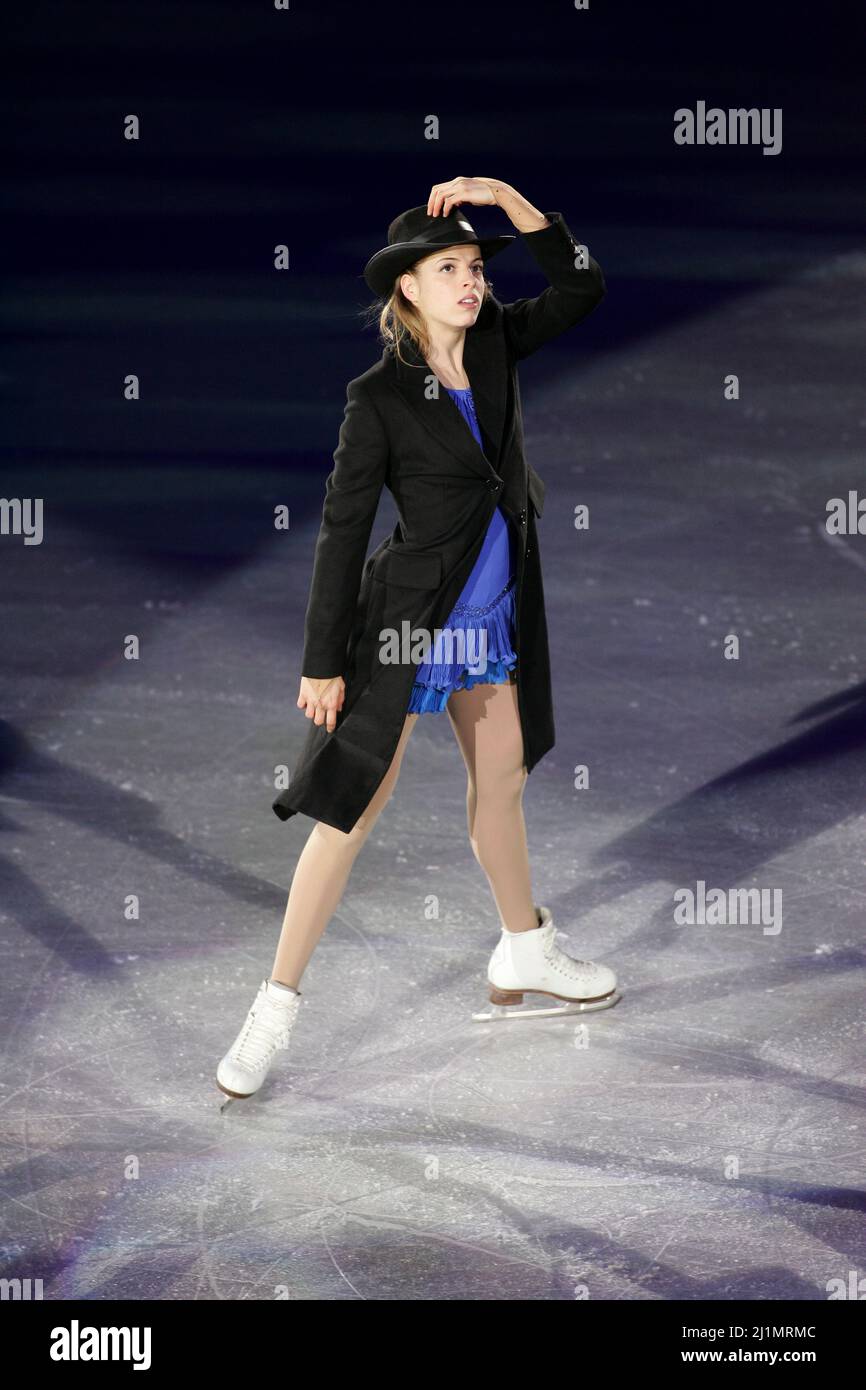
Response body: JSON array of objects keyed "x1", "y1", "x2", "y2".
[
  {"x1": 481, "y1": 904, "x2": 620, "y2": 1018},
  {"x1": 216, "y1": 978, "x2": 301, "y2": 1104}
]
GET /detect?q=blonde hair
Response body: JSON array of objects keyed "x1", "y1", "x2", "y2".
[{"x1": 360, "y1": 254, "x2": 493, "y2": 366}]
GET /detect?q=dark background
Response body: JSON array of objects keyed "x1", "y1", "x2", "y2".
[{"x1": 3, "y1": 0, "x2": 860, "y2": 553}]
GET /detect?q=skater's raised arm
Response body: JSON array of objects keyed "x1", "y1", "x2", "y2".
[
  {"x1": 426, "y1": 176, "x2": 605, "y2": 362},
  {"x1": 494, "y1": 185, "x2": 605, "y2": 361},
  {"x1": 500, "y1": 209, "x2": 605, "y2": 360}
]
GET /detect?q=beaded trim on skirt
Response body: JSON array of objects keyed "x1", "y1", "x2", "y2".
[{"x1": 407, "y1": 578, "x2": 518, "y2": 714}]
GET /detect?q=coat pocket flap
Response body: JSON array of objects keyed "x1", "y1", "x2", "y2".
[
  {"x1": 375, "y1": 546, "x2": 443, "y2": 589},
  {"x1": 527, "y1": 466, "x2": 546, "y2": 518}
]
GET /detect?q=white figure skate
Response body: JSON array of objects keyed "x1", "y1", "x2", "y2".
[
  {"x1": 473, "y1": 904, "x2": 621, "y2": 1022},
  {"x1": 216, "y1": 978, "x2": 301, "y2": 1109}
]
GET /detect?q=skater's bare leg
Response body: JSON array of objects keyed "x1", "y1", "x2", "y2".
[
  {"x1": 270, "y1": 712, "x2": 418, "y2": 989},
  {"x1": 446, "y1": 675, "x2": 538, "y2": 933}
]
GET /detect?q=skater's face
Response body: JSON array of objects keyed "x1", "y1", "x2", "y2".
[{"x1": 400, "y1": 243, "x2": 485, "y2": 330}]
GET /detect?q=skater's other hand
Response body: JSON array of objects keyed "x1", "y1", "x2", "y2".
[{"x1": 298, "y1": 676, "x2": 345, "y2": 733}]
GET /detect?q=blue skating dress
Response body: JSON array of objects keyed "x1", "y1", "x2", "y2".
[{"x1": 407, "y1": 385, "x2": 518, "y2": 714}]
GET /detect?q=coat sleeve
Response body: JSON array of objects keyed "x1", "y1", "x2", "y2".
[
  {"x1": 300, "y1": 377, "x2": 389, "y2": 679},
  {"x1": 500, "y1": 210, "x2": 606, "y2": 361}
]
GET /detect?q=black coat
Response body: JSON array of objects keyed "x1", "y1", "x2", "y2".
[{"x1": 272, "y1": 210, "x2": 605, "y2": 833}]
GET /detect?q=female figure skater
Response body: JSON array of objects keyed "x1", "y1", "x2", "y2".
[{"x1": 217, "y1": 176, "x2": 619, "y2": 1105}]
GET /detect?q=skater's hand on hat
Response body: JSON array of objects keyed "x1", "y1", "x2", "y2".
[
  {"x1": 427, "y1": 176, "x2": 504, "y2": 217},
  {"x1": 298, "y1": 676, "x2": 345, "y2": 733}
]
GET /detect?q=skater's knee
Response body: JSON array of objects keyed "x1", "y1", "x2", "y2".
[
  {"x1": 476, "y1": 759, "x2": 526, "y2": 807},
  {"x1": 346, "y1": 770, "x2": 398, "y2": 841},
  {"x1": 313, "y1": 819, "x2": 357, "y2": 852},
  {"x1": 315, "y1": 723, "x2": 411, "y2": 846}
]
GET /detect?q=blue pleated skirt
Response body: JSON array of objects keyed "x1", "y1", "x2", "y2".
[{"x1": 407, "y1": 503, "x2": 518, "y2": 715}]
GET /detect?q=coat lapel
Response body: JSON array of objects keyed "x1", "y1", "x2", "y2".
[{"x1": 384, "y1": 305, "x2": 510, "y2": 481}]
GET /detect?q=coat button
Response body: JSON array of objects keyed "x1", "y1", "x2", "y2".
[
  {"x1": 518, "y1": 508, "x2": 527, "y2": 525},
  {"x1": 526, "y1": 545, "x2": 532, "y2": 557},
  {"x1": 487, "y1": 478, "x2": 501, "y2": 491}
]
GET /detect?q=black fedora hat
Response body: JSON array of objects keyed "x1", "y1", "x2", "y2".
[{"x1": 363, "y1": 204, "x2": 516, "y2": 299}]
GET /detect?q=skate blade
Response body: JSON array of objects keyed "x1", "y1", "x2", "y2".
[
  {"x1": 216, "y1": 1081, "x2": 254, "y2": 1111},
  {"x1": 472, "y1": 988, "x2": 622, "y2": 1022}
]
